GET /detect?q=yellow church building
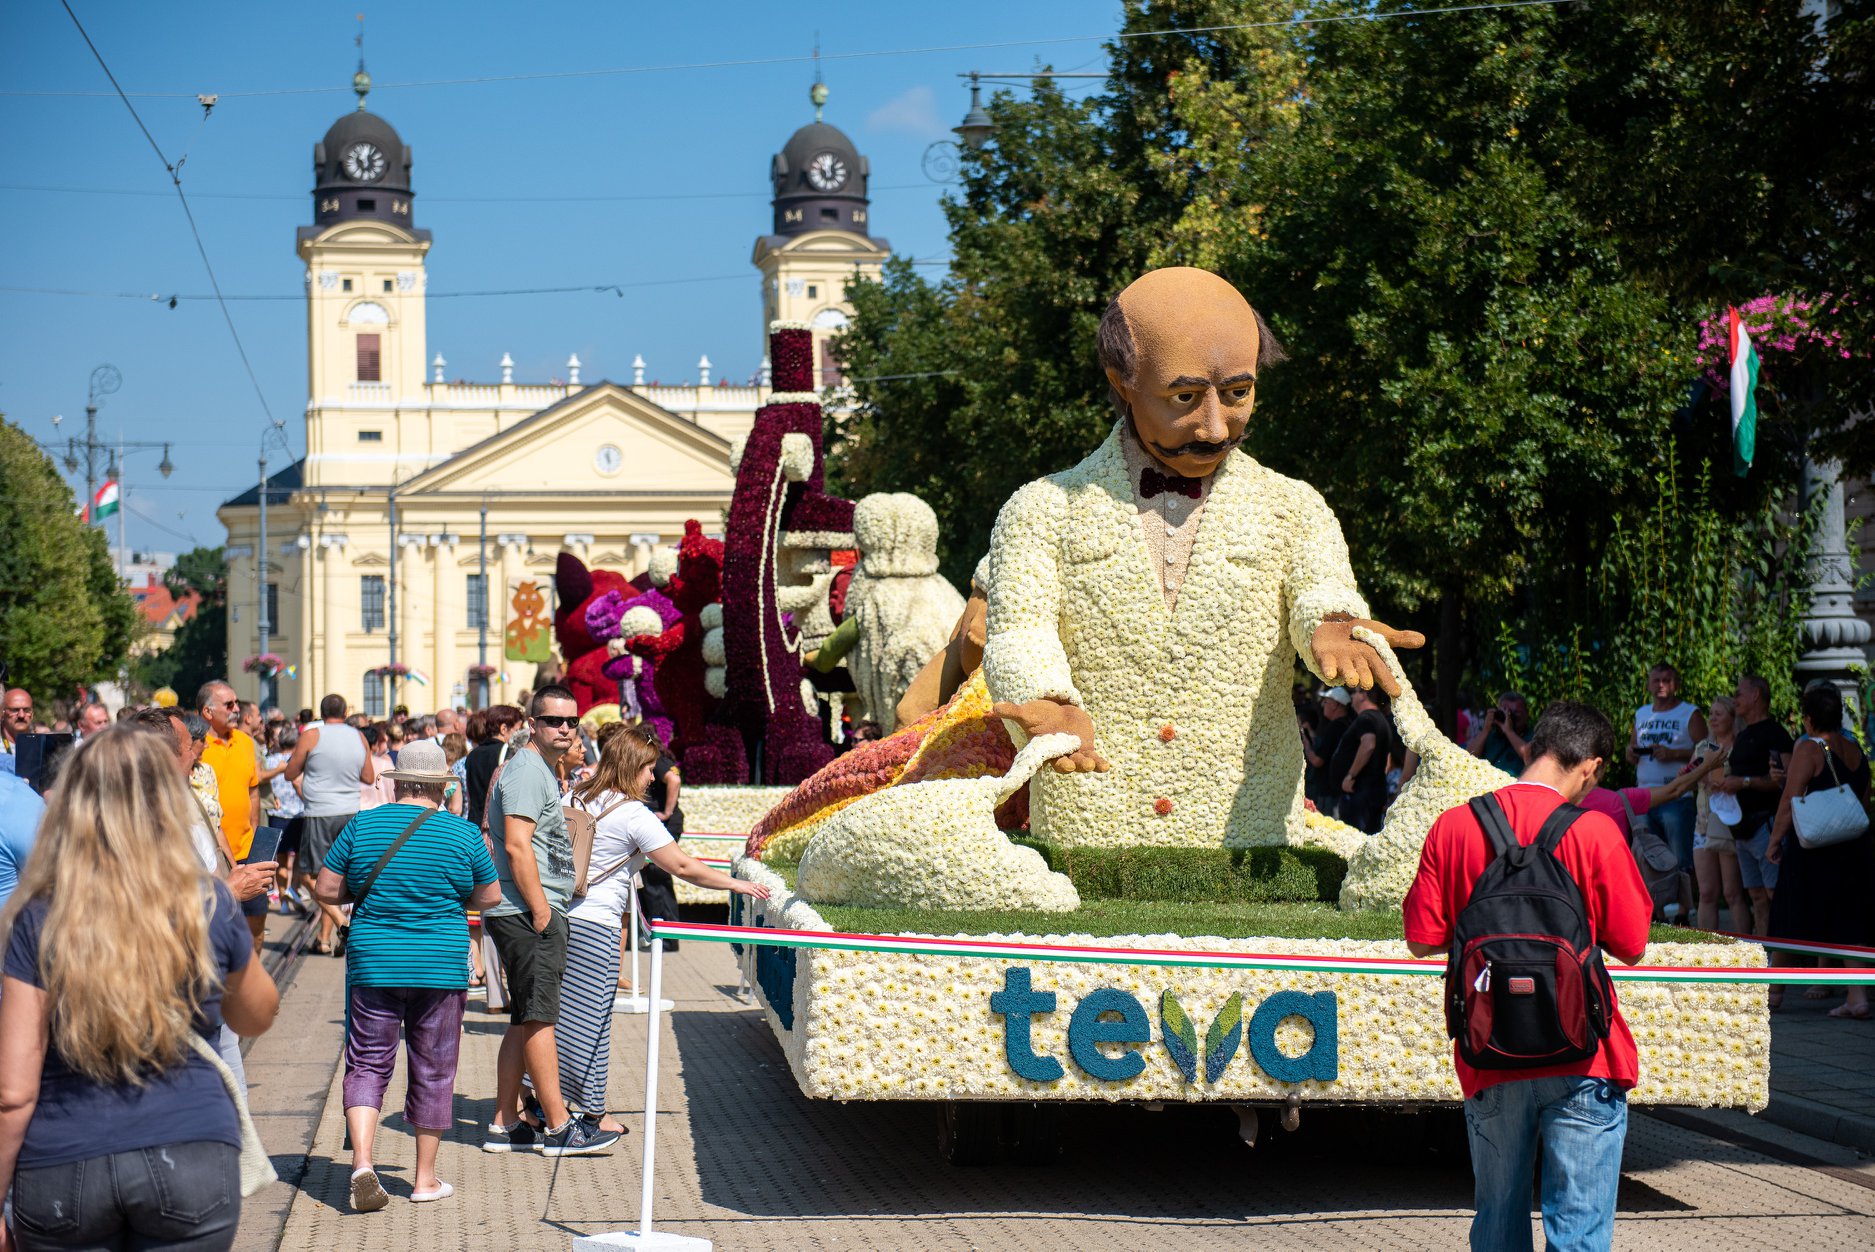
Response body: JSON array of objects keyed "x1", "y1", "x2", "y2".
[{"x1": 218, "y1": 76, "x2": 887, "y2": 715}]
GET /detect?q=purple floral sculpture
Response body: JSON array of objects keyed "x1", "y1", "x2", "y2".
[
  {"x1": 600, "y1": 588, "x2": 682, "y2": 748},
  {"x1": 720, "y1": 322, "x2": 855, "y2": 783}
]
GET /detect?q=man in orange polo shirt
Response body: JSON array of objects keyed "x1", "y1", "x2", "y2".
[{"x1": 200, "y1": 679, "x2": 265, "y2": 952}]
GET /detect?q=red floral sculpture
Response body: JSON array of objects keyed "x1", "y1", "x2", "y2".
[
  {"x1": 660, "y1": 520, "x2": 747, "y2": 782},
  {"x1": 554, "y1": 552, "x2": 635, "y2": 714},
  {"x1": 720, "y1": 323, "x2": 855, "y2": 783}
]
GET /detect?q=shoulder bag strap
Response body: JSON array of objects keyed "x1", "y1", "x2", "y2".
[
  {"x1": 354, "y1": 807, "x2": 434, "y2": 909},
  {"x1": 1467, "y1": 794, "x2": 1521, "y2": 860},
  {"x1": 1813, "y1": 736, "x2": 1845, "y2": 789},
  {"x1": 1534, "y1": 801, "x2": 1584, "y2": 855},
  {"x1": 582, "y1": 797, "x2": 643, "y2": 889}
]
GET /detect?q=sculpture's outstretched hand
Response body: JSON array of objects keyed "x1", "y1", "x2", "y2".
[
  {"x1": 1311, "y1": 616, "x2": 1426, "y2": 698},
  {"x1": 991, "y1": 698, "x2": 1109, "y2": 774}
]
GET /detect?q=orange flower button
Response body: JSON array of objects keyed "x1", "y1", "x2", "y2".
[
  {"x1": 1159, "y1": 723, "x2": 1177, "y2": 742},
  {"x1": 1154, "y1": 796, "x2": 1174, "y2": 816}
]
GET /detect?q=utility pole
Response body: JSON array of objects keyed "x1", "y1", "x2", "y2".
[
  {"x1": 477, "y1": 501, "x2": 489, "y2": 709},
  {"x1": 115, "y1": 437, "x2": 126, "y2": 577},
  {"x1": 257, "y1": 447, "x2": 271, "y2": 709}
]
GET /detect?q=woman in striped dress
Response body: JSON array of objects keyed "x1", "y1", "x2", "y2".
[{"x1": 558, "y1": 725, "x2": 767, "y2": 1131}]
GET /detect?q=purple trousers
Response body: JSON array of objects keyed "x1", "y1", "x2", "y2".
[{"x1": 343, "y1": 986, "x2": 467, "y2": 1131}]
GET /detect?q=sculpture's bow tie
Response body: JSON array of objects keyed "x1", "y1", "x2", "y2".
[{"x1": 1139, "y1": 468, "x2": 1203, "y2": 501}]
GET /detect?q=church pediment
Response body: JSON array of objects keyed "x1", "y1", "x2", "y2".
[
  {"x1": 351, "y1": 551, "x2": 390, "y2": 567},
  {"x1": 396, "y1": 382, "x2": 735, "y2": 498}
]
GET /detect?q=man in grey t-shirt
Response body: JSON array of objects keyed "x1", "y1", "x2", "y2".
[{"x1": 481, "y1": 684, "x2": 617, "y2": 1157}]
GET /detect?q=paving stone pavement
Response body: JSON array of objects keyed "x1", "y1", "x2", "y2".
[
  {"x1": 1761, "y1": 987, "x2": 1875, "y2": 1152},
  {"x1": 266, "y1": 939, "x2": 1875, "y2": 1250}
]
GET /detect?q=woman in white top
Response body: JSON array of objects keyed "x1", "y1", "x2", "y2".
[{"x1": 557, "y1": 725, "x2": 767, "y2": 1133}]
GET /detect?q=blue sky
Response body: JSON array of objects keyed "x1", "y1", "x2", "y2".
[{"x1": 2, "y1": 0, "x2": 1119, "y2": 559}]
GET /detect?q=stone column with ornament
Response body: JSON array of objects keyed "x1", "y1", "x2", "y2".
[{"x1": 1795, "y1": 457, "x2": 1872, "y2": 716}]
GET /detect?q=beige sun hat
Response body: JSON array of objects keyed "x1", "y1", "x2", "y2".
[{"x1": 382, "y1": 738, "x2": 455, "y2": 785}]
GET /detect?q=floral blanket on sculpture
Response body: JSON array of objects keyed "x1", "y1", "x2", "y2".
[{"x1": 747, "y1": 670, "x2": 1027, "y2": 864}]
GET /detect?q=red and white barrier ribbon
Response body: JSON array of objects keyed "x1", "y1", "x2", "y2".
[{"x1": 647, "y1": 918, "x2": 1875, "y2": 984}]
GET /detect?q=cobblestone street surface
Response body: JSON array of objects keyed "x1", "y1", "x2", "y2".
[{"x1": 247, "y1": 937, "x2": 1875, "y2": 1250}]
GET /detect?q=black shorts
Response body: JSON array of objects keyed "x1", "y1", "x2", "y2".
[
  {"x1": 242, "y1": 890, "x2": 272, "y2": 919},
  {"x1": 485, "y1": 910, "x2": 569, "y2": 1026}
]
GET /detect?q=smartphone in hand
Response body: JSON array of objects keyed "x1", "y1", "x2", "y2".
[{"x1": 244, "y1": 825, "x2": 285, "y2": 865}]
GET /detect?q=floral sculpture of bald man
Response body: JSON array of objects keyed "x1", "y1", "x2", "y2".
[{"x1": 984, "y1": 267, "x2": 1422, "y2": 848}]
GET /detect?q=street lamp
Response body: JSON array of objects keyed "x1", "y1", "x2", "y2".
[{"x1": 953, "y1": 73, "x2": 995, "y2": 149}]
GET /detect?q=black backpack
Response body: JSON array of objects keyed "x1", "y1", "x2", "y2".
[{"x1": 1443, "y1": 794, "x2": 1616, "y2": 1070}]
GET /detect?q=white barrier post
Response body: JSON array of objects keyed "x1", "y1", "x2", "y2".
[
  {"x1": 614, "y1": 872, "x2": 670, "y2": 1015},
  {"x1": 571, "y1": 924, "x2": 708, "y2": 1252}
]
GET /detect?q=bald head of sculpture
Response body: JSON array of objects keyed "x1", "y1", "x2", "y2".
[{"x1": 1098, "y1": 267, "x2": 1287, "y2": 480}]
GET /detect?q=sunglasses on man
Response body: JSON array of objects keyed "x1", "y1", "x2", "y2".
[{"x1": 533, "y1": 714, "x2": 579, "y2": 729}]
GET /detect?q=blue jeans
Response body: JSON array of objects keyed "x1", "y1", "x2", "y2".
[
  {"x1": 9, "y1": 1141, "x2": 239, "y2": 1251},
  {"x1": 1463, "y1": 1075, "x2": 1628, "y2": 1252},
  {"x1": 1645, "y1": 796, "x2": 1696, "y2": 875}
]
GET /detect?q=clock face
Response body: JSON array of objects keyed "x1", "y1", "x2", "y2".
[
  {"x1": 594, "y1": 444, "x2": 623, "y2": 476},
  {"x1": 805, "y1": 150, "x2": 848, "y2": 192},
  {"x1": 342, "y1": 142, "x2": 387, "y2": 182}
]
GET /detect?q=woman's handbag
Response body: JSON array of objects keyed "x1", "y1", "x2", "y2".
[
  {"x1": 1791, "y1": 741, "x2": 1872, "y2": 850},
  {"x1": 188, "y1": 1034, "x2": 277, "y2": 1197}
]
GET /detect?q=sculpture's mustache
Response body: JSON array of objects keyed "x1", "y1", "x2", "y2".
[{"x1": 1153, "y1": 435, "x2": 1242, "y2": 459}]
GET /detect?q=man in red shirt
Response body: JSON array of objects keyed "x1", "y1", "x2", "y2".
[{"x1": 1403, "y1": 700, "x2": 1652, "y2": 1252}]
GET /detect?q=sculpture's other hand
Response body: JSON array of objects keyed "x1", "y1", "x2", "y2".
[
  {"x1": 991, "y1": 698, "x2": 1109, "y2": 773},
  {"x1": 1311, "y1": 616, "x2": 1426, "y2": 698}
]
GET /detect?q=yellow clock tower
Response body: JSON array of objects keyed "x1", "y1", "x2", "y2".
[
  {"x1": 296, "y1": 77, "x2": 432, "y2": 488},
  {"x1": 752, "y1": 82, "x2": 890, "y2": 386}
]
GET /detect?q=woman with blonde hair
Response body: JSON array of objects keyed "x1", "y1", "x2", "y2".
[
  {"x1": 548, "y1": 725, "x2": 767, "y2": 1135},
  {"x1": 0, "y1": 726, "x2": 279, "y2": 1251}
]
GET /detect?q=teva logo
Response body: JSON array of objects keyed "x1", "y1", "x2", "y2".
[{"x1": 989, "y1": 968, "x2": 1338, "y2": 1085}]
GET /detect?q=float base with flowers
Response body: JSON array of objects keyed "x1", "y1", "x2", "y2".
[{"x1": 726, "y1": 853, "x2": 1769, "y2": 1113}]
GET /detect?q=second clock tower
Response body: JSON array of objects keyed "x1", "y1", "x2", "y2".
[{"x1": 753, "y1": 81, "x2": 890, "y2": 385}]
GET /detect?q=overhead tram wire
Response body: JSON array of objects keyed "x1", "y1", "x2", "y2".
[
  {"x1": 0, "y1": 181, "x2": 936, "y2": 203},
  {"x1": 58, "y1": 0, "x2": 291, "y2": 463},
  {"x1": 0, "y1": 260, "x2": 956, "y2": 306},
  {"x1": 12, "y1": 1, "x2": 1580, "y2": 100}
]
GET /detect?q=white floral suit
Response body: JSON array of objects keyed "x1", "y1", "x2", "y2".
[{"x1": 984, "y1": 423, "x2": 1369, "y2": 848}]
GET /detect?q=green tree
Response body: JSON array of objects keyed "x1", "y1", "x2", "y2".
[
  {"x1": 0, "y1": 415, "x2": 139, "y2": 703},
  {"x1": 832, "y1": 1, "x2": 1305, "y2": 587},
  {"x1": 131, "y1": 546, "x2": 228, "y2": 699}
]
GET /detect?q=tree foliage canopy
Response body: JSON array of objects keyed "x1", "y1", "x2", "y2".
[
  {"x1": 0, "y1": 415, "x2": 139, "y2": 703},
  {"x1": 832, "y1": 0, "x2": 1872, "y2": 720}
]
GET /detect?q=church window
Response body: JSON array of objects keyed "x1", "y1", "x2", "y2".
[
  {"x1": 360, "y1": 575, "x2": 386, "y2": 632},
  {"x1": 820, "y1": 207, "x2": 837, "y2": 222},
  {"x1": 358, "y1": 198, "x2": 376, "y2": 212},
  {"x1": 807, "y1": 285, "x2": 818, "y2": 298},
  {"x1": 356, "y1": 334, "x2": 382, "y2": 382},
  {"x1": 466, "y1": 574, "x2": 488, "y2": 629},
  {"x1": 382, "y1": 279, "x2": 393, "y2": 293},
  {"x1": 342, "y1": 278, "x2": 353, "y2": 292},
  {"x1": 362, "y1": 673, "x2": 386, "y2": 718},
  {"x1": 358, "y1": 430, "x2": 383, "y2": 442}
]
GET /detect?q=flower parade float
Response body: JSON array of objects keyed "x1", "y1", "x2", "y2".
[
  {"x1": 710, "y1": 269, "x2": 1769, "y2": 1163},
  {"x1": 719, "y1": 322, "x2": 856, "y2": 784}
]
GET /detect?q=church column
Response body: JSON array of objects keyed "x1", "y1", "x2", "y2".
[
  {"x1": 397, "y1": 533, "x2": 419, "y2": 710},
  {"x1": 432, "y1": 531, "x2": 455, "y2": 707},
  {"x1": 321, "y1": 533, "x2": 348, "y2": 708},
  {"x1": 496, "y1": 535, "x2": 522, "y2": 705}
]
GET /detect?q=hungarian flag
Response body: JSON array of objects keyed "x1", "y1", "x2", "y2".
[
  {"x1": 82, "y1": 480, "x2": 120, "y2": 522},
  {"x1": 1728, "y1": 307, "x2": 1760, "y2": 477}
]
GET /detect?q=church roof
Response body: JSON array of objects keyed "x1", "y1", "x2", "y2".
[{"x1": 221, "y1": 457, "x2": 304, "y2": 509}]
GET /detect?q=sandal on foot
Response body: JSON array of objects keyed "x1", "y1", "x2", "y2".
[
  {"x1": 410, "y1": 1181, "x2": 454, "y2": 1203},
  {"x1": 1803, "y1": 986, "x2": 1837, "y2": 1000},
  {"x1": 350, "y1": 1168, "x2": 390, "y2": 1213},
  {"x1": 1828, "y1": 1002, "x2": 1873, "y2": 1020}
]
